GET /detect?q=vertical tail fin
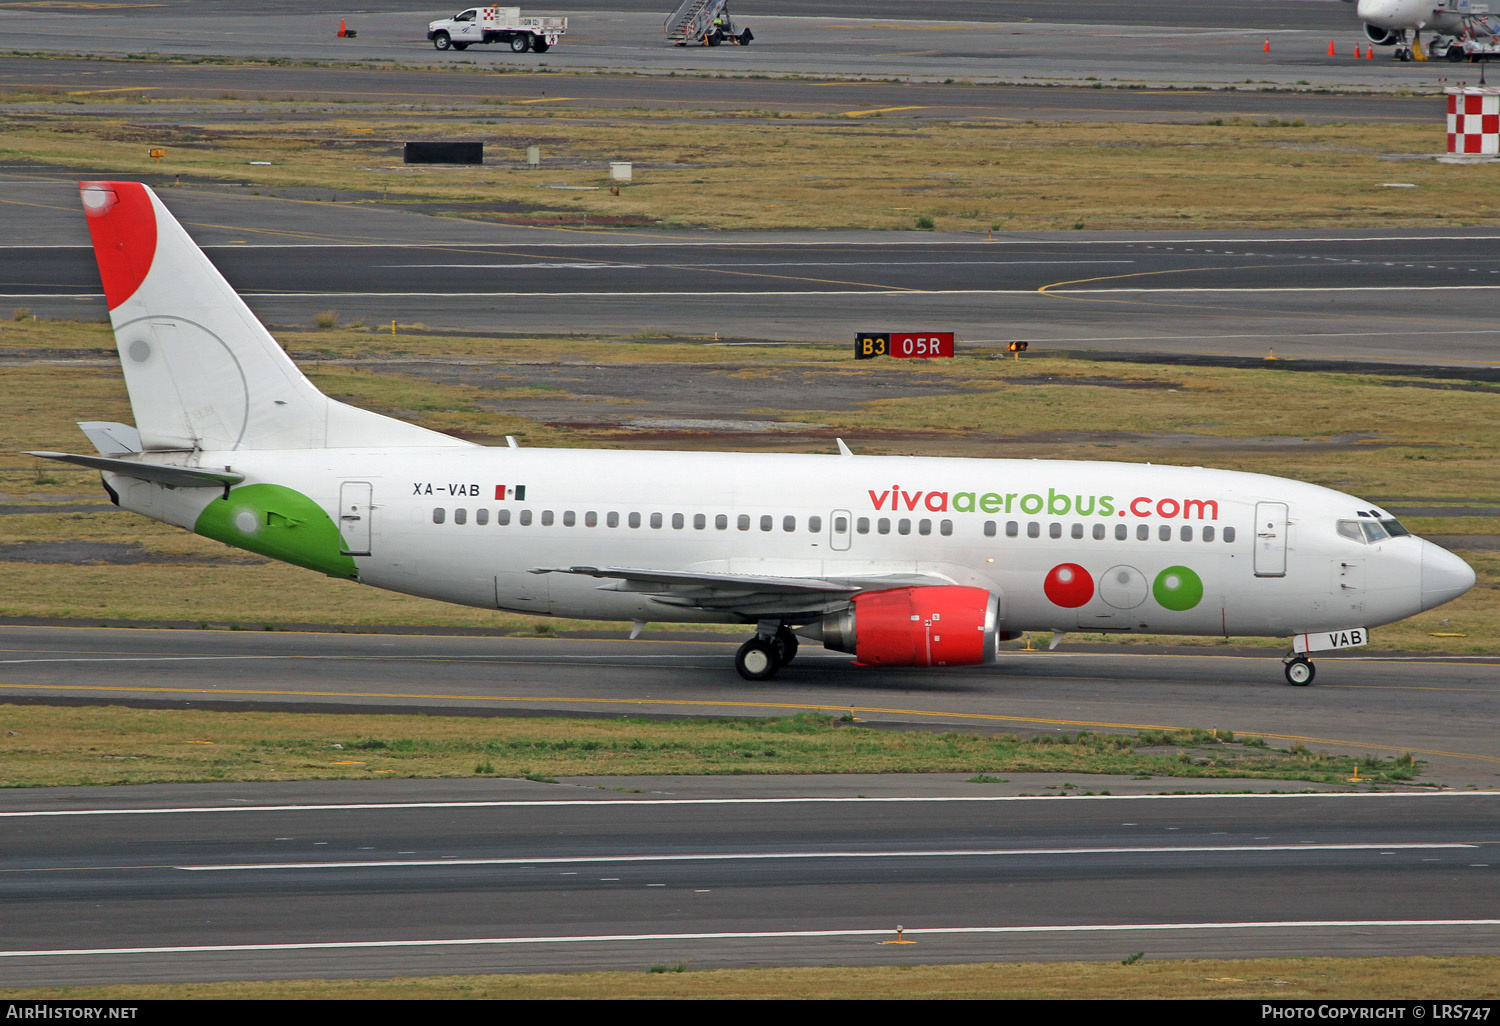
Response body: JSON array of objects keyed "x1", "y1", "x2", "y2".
[{"x1": 80, "y1": 181, "x2": 465, "y2": 452}]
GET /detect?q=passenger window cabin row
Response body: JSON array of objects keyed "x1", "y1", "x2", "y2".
[
  {"x1": 429, "y1": 507, "x2": 1237, "y2": 542},
  {"x1": 985, "y1": 520, "x2": 1236, "y2": 543},
  {"x1": 433, "y1": 509, "x2": 827, "y2": 532}
]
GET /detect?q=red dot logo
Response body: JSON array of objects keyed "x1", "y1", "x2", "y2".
[{"x1": 1043, "y1": 563, "x2": 1094, "y2": 608}]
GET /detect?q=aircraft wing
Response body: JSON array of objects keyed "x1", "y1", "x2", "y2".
[{"x1": 531, "y1": 565, "x2": 950, "y2": 616}]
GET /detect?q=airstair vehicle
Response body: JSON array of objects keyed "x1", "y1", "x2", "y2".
[
  {"x1": 1394, "y1": 1, "x2": 1500, "y2": 60},
  {"x1": 665, "y1": 0, "x2": 752, "y2": 46},
  {"x1": 1451, "y1": 8, "x2": 1500, "y2": 59}
]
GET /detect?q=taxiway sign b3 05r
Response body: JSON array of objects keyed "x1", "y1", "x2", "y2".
[{"x1": 28, "y1": 182, "x2": 1476, "y2": 685}]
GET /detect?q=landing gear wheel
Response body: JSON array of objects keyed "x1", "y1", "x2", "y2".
[
  {"x1": 433, "y1": 32, "x2": 451, "y2": 50},
  {"x1": 452, "y1": 42, "x2": 468, "y2": 50},
  {"x1": 1284, "y1": 657, "x2": 1315, "y2": 687},
  {"x1": 532, "y1": 39, "x2": 549, "y2": 52},
  {"x1": 735, "y1": 638, "x2": 781, "y2": 681},
  {"x1": 707, "y1": 30, "x2": 723, "y2": 46},
  {"x1": 773, "y1": 626, "x2": 799, "y2": 666},
  {"x1": 511, "y1": 34, "x2": 531, "y2": 52}
]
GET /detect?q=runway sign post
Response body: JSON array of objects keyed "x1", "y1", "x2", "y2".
[{"x1": 855, "y1": 332, "x2": 955, "y2": 360}]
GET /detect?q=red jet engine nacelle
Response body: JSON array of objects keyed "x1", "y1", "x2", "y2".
[{"x1": 814, "y1": 585, "x2": 1002, "y2": 667}]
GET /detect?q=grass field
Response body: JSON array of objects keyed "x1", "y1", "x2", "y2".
[
  {"x1": 2, "y1": 88, "x2": 1497, "y2": 232},
  {"x1": 4, "y1": 956, "x2": 1498, "y2": 1000},
  {"x1": 0, "y1": 709, "x2": 1426, "y2": 788}
]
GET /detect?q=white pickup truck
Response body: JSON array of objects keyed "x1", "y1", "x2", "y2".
[{"x1": 428, "y1": 7, "x2": 566, "y2": 53}]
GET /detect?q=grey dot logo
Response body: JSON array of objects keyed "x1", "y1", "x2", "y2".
[
  {"x1": 128, "y1": 339, "x2": 152, "y2": 363},
  {"x1": 1100, "y1": 564, "x2": 1148, "y2": 609}
]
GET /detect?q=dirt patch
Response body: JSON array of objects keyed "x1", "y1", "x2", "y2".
[
  {"x1": 0, "y1": 504, "x2": 115, "y2": 516},
  {"x1": 1426, "y1": 535, "x2": 1500, "y2": 552},
  {"x1": 381, "y1": 359, "x2": 982, "y2": 423},
  {"x1": 0, "y1": 542, "x2": 266, "y2": 566},
  {"x1": 1008, "y1": 375, "x2": 1182, "y2": 390},
  {"x1": 991, "y1": 430, "x2": 1393, "y2": 451}
]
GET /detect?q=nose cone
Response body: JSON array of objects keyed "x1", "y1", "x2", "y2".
[{"x1": 1421, "y1": 540, "x2": 1476, "y2": 611}]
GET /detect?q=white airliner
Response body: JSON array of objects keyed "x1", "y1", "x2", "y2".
[
  {"x1": 29, "y1": 182, "x2": 1476, "y2": 686},
  {"x1": 1348, "y1": 0, "x2": 1498, "y2": 60}
]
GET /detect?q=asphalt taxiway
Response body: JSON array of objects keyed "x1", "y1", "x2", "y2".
[
  {"x1": 0, "y1": 779, "x2": 1498, "y2": 985},
  {"x1": 4, "y1": 626, "x2": 1499, "y2": 788},
  {"x1": 0, "y1": 1, "x2": 1459, "y2": 90},
  {"x1": 0, "y1": 57, "x2": 1449, "y2": 123},
  {"x1": 6, "y1": 177, "x2": 1500, "y2": 367}
]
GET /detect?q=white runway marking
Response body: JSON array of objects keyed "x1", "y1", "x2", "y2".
[
  {"x1": 9, "y1": 235, "x2": 1500, "y2": 250},
  {"x1": 1, "y1": 791, "x2": 1492, "y2": 818},
  {"x1": 5, "y1": 919, "x2": 1500, "y2": 959},
  {"x1": 382, "y1": 260, "x2": 1137, "y2": 269},
  {"x1": 379, "y1": 263, "x2": 646, "y2": 270},
  {"x1": 0, "y1": 656, "x2": 296, "y2": 664},
  {"x1": 174, "y1": 842, "x2": 1475, "y2": 872},
  {"x1": 12, "y1": 285, "x2": 1500, "y2": 299}
]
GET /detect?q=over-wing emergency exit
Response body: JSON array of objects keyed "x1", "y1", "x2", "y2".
[{"x1": 28, "y1": 183, "x2": 1476, "y2": 685}]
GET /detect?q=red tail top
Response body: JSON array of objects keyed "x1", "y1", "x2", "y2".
[{"x1": 79, "y1": 181, "x2": 157, "y2": 310}]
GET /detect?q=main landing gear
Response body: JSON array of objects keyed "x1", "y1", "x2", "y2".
[
  {"x1": 1283, "y1": 654, "x2": 1316, "y2": 687},
  {"x1": 734, "y1": 623, "x2": 799, "y2": 680}
]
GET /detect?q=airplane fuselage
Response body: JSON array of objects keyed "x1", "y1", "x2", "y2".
[
  {"x1": 105, "y1": 447, "x2": 1467, "y2": 638},
  {"x1": 1358, "y1": 0, "x2": 1469, "y2": 34}
]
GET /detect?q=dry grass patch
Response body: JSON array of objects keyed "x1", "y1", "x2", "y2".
[
  {"x1": 0, "y1": 365, "x2": 132, "y2": 456},
  {"x1": 0, "y1": 561, "x2": 519, "y2": 626},
  {"x1": 0, "y1": 710, "x2": 1427, "y2": 787},
  {"x1": 6, "y1": 956, "x2": 1496, "y2": 1000},
  {"x1": 0, "y1": 112, "x2": 1493, "y2": 231},
  {"x1": 0, "y1": 319, "x2": 114, "y2": 351}
]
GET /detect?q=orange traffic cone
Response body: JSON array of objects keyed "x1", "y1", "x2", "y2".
[
  {"x1": 1355, "y1": 45, "x2": 1363, "y2": 58},
  {"x1": 1328, "y1": 39, "x2": 1336, "y2": 56},
  {"x1": 1264, "y1": 36, "x2": 1270, "y2": 53},
  {"x1": 337, "y1": 18, "x2": 347, "y2": 38},
  {"x1": 1367, "y1": 45, "x2": 1374, "y2": 59}
]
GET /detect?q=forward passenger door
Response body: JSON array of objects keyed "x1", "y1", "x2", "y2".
[{"x1": 1254, "y1": 501, "x2": 1288, "y2": 578}]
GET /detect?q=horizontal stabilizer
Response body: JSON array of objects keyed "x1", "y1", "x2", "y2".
[
  {"x1": 78, "y1": 421, "x2": 143, "y2": 455},
  {"x1": 25, "y1": 451, "x2": 244, "y2": 489}
]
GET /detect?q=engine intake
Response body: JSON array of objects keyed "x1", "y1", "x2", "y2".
[
  {"x1": 1364, "y1": 23, "x2": 1401, "y2": 46},
  {"x1": 809, "y1": 586, "x2": 1002, "y2": 667}
]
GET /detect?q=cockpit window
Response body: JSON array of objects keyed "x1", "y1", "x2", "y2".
[{"x1": 1341, "y1": 517, "x2": 1411, "y2": 544}]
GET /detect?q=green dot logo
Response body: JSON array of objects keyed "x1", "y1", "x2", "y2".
[{"x1": 1152, "y1": 565, "x2": 1203, "y2": 611}]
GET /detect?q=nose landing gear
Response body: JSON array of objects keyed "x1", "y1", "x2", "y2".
[{"x1": 1283, "y1": 654, "x2": 1316, "y2": 686}]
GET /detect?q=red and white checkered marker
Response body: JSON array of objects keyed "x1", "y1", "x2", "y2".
[{"x1": 1447, "y1": 87, "x2": 1500, "y2": 155}]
